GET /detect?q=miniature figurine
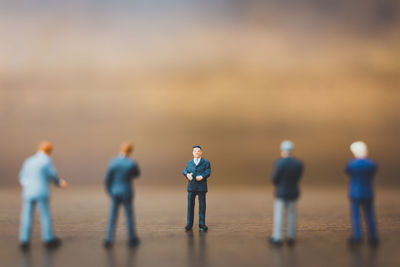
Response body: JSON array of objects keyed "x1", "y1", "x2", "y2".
[
  {"x1": 269, "y1": 140, "x2": 304, "y2": 246},
  {"x1": 18, "y1": 141, "x2": 68, "y2": 250},
  {"x1": 183, "y1": 145, "x2": 211, "y2": 232},
  {"x1": 104, "y1": 142, "x2": 140, "y2": 248},
  {"x1": 345, "y1": 141, "x2": 379, "y2": 247}
]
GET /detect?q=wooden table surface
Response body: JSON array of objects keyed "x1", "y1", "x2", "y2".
[{"x1": 0, "y1": 185, "x2": 399, "y2": 267}]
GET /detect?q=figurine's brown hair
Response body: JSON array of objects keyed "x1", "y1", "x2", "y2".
[
  {"x1": 38, "y1": 141, "x2": 53, "y2": 154},
  {"x1": 120, "y1": 142, "x2": 133, "y2": 155}
]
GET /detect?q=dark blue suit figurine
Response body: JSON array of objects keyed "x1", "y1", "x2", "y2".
[
  {"x1": 345, "y1": 141, "x2": 379, "y2": 247},
  {"x1": 269, "y1": 140, "x2": 304, "y2": 247},
  {"x1": 104, "y1": 142, "x2": 140, "y2": 248},
  {"x1": 183, "y1": 145, "x2": 211, "y2": 232}
]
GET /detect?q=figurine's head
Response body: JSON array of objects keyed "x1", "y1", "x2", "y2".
[
  {"x1": 38, "y1": 141, "x2": 53, "y2": 155},
  {"x1": 192, "y1": 145, "x2": 203, "y2": 159},
  {"x1": 120, "y1": 142, "x2": 134, "y2": 156},
  {"x1": 280, "y1": 140, "x2": 294, "y2": 157},
  {"x1": 350, "y1": 141, "x2": 368, "y2": 158}
]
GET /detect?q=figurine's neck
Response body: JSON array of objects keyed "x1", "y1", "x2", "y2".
[{"x1": 281, "y1": 151, "x2": 292, "y2": 158}]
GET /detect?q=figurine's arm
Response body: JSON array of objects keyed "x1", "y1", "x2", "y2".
[
  {"x1": 47, "y1": 160, "x2": 60, "y2": 185},
  {"x1": 202, "y1": 161, "x2": 211, "y2": 179},
  {"x1": 183, "y1": 164, "x2": 193, "y2": 180},
  {"x1": 196, "y1": 161, "x2": 211, "y2": 181},
  {"x1": 131, "y1": 162, "x2": 140, "y2": 179},
  {"x1": 105, "y1": 165, "x2": 114, "y2": 193},
  {"x1": 47, "y1": 160, "x2": 68, "y2": 188},
  {"x1": 18, "y1": 161, "x2": 28, "y2": 186},
  {"x1": 344, "y1": 163, "x2": 350, "y2": 175},
  {"x1": 271, "y1": 160, "x2": 284, "y2": 185}
]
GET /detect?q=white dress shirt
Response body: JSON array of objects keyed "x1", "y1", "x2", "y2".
[{"x1": 194, "y1": 158, "x2": 201, "y2": 166}]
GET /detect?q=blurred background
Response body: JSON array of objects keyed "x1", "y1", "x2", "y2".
[{"x1": 1, "y1": 0, "x2": 399, "y2": 186}]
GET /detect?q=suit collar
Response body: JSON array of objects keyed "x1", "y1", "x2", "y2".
[{"x1": 192, "y1": 158, "x2": 205, "y2": 166}]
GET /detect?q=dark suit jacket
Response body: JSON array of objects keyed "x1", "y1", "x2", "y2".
[
  {"x1": 105, "y1": 156, "x2": 140, "y2": 198},
  {"x1": 272, "y1": 157, "x2": 304, "y2": 200},
  {"x1": 183, "y1": 158, "x2": 211, "y2": 192},
  {"x1": 345, "y1": 158, "x2": 377, "y2": 200}
]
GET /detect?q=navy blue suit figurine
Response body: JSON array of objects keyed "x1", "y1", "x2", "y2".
[
  {"x1": 104, "y1": 142, "x2": 140, "y2": 248},
  {"x1": 269, "y1": 140, "x2": 304, "y2": 247},
  {"x1": 345, "y1": 141, "x2": 379, "y2": 247},
  {"x1": 183, "y1": 145, "x2": 211, "y2": 232}
]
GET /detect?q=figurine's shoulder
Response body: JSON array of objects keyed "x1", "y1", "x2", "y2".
[
  {"x1": 291, "y1": 157, "x2": 303, "y2": 166},
  {"x1": 25, "y1": 154, "x2": 37, "y2": 162},
  {"x1": 275, "y1": 157, "x2": 287, "y2": 165},
  {"x1": 109, "y1": 156, "x2": 123, "y2": 166},
  {"x1": 21, "y1": 155, "x2": 35, "y2": 168},
  {"x1": 365, "y1": 158, "x2": 377, "y2": 166},
  {"x1": 355, "y1": 158, "x2": 377, "y2": 168},
  {"x1": 32, "y1": 153, "x2": 52, "y2": 165},
  {"x1": 201, "y1": 158, "x2": 211, "y2": 165}
]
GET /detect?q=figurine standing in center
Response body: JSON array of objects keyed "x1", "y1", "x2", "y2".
[
  {"x1": 104, "y1": 142, "x2": 141, "y2": 248},
  {"x1": 270, "y1": 140, "x2": 304, "y2": 246},
  {"x1": 183, "y1": 145, "x2": 211, "y2": 232}
]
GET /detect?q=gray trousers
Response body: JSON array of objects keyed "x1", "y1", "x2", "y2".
[{"x1": 271, "y1": 198, "x2": 297, "y2": 241}]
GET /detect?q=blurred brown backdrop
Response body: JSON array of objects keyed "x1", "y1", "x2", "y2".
[{"x1": 1, "y1": 0, "x2": 399, "y2": 186}]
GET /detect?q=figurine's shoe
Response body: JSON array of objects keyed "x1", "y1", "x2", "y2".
[
  {"x1": 287, "y1": 238, "x2": 296, "y2": 247},
  {"x1": 103, "y1": 240, "x2": 113, "y2": 249},
  {"x1": 347, "y1": 237, "x2": 362, "y2": 246},
  {"x1": 185, "y1": 225, "x2": 193, "y2": 231},
  {"x1": 44, "y1": 237, "x2": 62, "y2": 249},
  {"x1": 369, "y1": 238, "x2": 379, "y2": 248},
  {"x1": 128, "y1": 237, "x2": 140, "y2": 247},
  {"x1": 19, "y1": 242, "x2": 30, "y2": 251},
  {"x1": 199, "y1": 225, "x2": 208, "y2": 232},
  {"x1": 269, "y1": 237, "x2": 283, "y2": 247}
]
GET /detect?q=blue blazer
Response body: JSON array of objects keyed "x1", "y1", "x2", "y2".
[
  {"x1": 105, "y1": 156, "x2": 140, "y2": 198},
  {"x1": 345, "y1": 158, "x2": 377, "y2": 200},
  {"x1": 183, "y1": 158, "x2": 211, "y2": 192},
  {"x1": 19, "y1": 152, "x2": 60, "y2": 200}
]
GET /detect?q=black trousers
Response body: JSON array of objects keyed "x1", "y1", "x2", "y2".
[{"x1": 187, "y1": 191, "x2": 206, "y2": 227}]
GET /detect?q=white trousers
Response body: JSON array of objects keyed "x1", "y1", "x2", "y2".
[{"x1": 271, "y1": 198, "x2": 297, "y2": 241}]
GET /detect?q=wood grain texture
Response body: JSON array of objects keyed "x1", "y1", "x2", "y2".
[{"x1": 0, "y1": 185, "x2": 399, "y2": 267}]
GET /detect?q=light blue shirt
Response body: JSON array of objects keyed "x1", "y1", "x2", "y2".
[{"x1": 19, "y1": 152, "x2": 60, "y2": 200}]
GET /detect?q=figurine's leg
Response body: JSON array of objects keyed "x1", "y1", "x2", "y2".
[
  {"x1": 19, "y1": 199, "x2": 35, "y2": 243},
  {"x1": 198, "y1": 192, "x2": 206, "y2": 226},
  {"x1": 123, "y1": 198, "x2": 137, "y2": 241},
  {"x1": 37, "y1": 198, "x2": 55, "y2": 242},
  {"x1": 271, "y1": 198, "x2": 284, "y2": 241},
  {"x1": 363, "y1": 199, "x2": 378, "y2": 241},
  {"x1": 350, "y1": 200, "x2": 362, "y2": 240},
  {"x1": 186, "y1": 192, "x2": 196, "y2": 228},
  {"x1": 106, "y1": 197, "x2": 120, "y2": 242},
  {"x1": 287, "y1": 200, "x2": 296, "y2": 240}
]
